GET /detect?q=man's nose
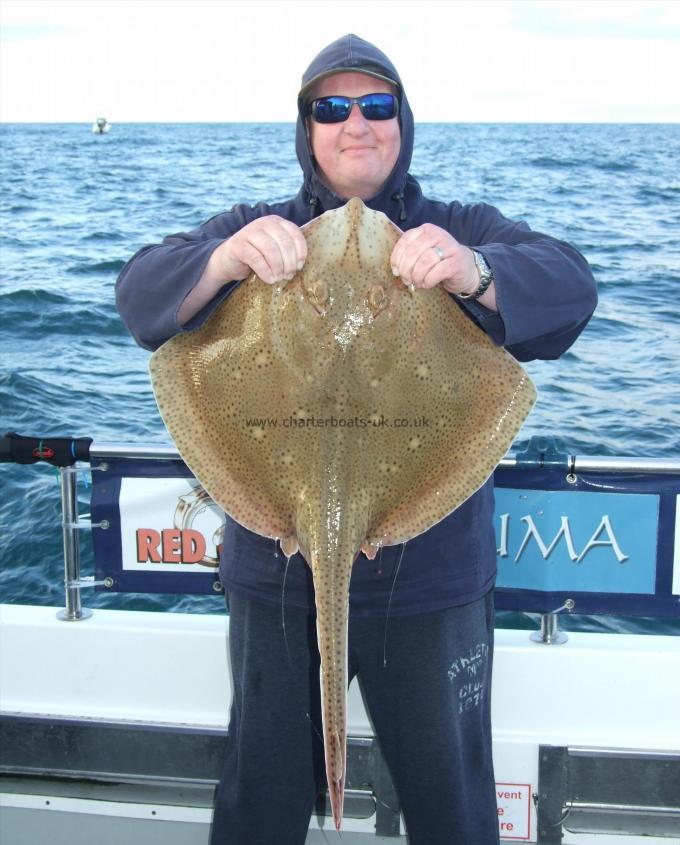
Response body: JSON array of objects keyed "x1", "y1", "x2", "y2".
[{"x1": 344, "y1": 103, "x2": 370, "y2": 131}]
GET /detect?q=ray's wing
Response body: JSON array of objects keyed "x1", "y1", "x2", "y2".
[
  {"x1": 150, "y1": 277, "x2": 310, "y2": 540},
  {"x1": 351, "y1": 285, "x2": 537, "y2": 547}
]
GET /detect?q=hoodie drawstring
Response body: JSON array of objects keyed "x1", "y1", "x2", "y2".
[
  {"x1": 308, "y1": 196, "x2": 320, "y2": 221},
  {"x1": 391, "y1": 191, "x2": 407, "y2": 222}
]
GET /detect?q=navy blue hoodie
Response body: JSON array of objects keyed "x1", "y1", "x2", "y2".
[{"x1": 116, "y1": 34, "x2": 597, "y2": 616}]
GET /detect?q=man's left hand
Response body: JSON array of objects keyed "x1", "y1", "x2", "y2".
[{"x1": 390, "y1": 224, "x2": 479, "y2": 296}]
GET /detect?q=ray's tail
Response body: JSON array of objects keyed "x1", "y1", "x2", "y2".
[{"x1": 311, "y1": 555, "x2": 352, "y2": 831}]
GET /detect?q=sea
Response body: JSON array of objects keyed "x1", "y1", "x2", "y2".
[{"x1": 1, "y1": 122, "x2": 678, "y2": 634}]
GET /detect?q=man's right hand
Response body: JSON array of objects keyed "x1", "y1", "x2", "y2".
[
  {"x1": 216, "y1": 216, "x2": 308, "y2": 285},
  {"x1": 178, "y1": 216, "x2": 308, "y2": 324}
]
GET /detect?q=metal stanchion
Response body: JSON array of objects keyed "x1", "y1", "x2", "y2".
[
  {"x1": 57, "y1": 466, "x2": 92, "y2": 621},
  {"x1": 52, "y1": 458, "x2": 110, "y2": 621},
  {"x1": 530, "y1": 600, "x2": 575, "y2": 645}
]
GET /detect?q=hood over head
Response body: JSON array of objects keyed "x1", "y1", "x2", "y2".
[{"x1": 295, "y1": 34, "x2": 415, "y2": 222}]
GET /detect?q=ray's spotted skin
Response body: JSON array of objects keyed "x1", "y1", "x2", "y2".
[{"x1": 149, "y1": 198, "x2": 536, "y2": 829}]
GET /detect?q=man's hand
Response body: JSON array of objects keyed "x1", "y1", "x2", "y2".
[
  {"x1": 216, "y1": 216, "x2": 308, "y2": 285},
  {"x1": 390, "y1": 223, "x2": 479, "y2": 296},
  {"x1": 178, "y1": 216, "x2": 308, "y2": 324}
]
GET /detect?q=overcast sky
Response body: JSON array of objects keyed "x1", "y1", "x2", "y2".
[{"x1": 1, "y1": 0, "x2": 679, "y2": 123}]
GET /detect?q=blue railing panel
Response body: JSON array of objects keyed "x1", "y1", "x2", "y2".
[{"x1": 90, "y1": 454, "x2": 680, "y2": 618}]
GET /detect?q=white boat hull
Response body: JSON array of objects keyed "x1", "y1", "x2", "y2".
[{"x1": 1, "y1": 603, "x2": 678, "y2": 843}]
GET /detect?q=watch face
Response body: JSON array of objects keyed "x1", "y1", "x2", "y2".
[{"x1": 474, "y1": 250, "x2": 491, "y2": 278}]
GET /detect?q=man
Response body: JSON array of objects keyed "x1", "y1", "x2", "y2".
[{"x1": 117, "y1": 34, "x2": 596, "y2": 845}]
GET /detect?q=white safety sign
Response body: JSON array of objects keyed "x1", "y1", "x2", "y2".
[{"x1": 496, "y1": 782, "x2": 532, "y2": 841}]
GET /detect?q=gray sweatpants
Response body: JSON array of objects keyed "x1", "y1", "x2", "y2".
[{"x1": 210, "y1": 589, "x2": 499, "y2": 844}]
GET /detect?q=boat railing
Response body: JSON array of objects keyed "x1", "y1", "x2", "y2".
[
  {"x1": 2, "y1": 434, "x2": 680, "y2": 639},
  {"x1": 89, "y1": 441, "x2": 679, "y2": 474}
]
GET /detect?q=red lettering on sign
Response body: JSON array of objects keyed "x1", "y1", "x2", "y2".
[
  {"x1": 181, "y1": 529, "x2": 206, "y2": 563},
  {"x1": 495, "y1": 782, "x2": 532, "y2": 841},
  {"x1": 136, "y1": 528, "x2": 209, "y2": 564},
  {"x1": 162, "y1": 529, "x2": 182, "y2": 562},
  {"x1": 136, "y1": 529, "x2": 161, "y2": 562}
]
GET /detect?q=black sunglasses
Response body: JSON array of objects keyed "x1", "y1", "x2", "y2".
[{"x1": 306, "y1": 93, "x2": 398, "y2": 124}]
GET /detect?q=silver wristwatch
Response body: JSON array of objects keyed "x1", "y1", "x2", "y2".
[{"x1": 458, "y1": 250, "x2": 494, "y2": 300}]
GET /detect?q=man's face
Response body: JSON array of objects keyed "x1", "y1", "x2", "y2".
[{"x1": 307, "y1": 72, "x2": 401, "y2": 201}]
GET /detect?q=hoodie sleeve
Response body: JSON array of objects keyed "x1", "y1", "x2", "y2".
[
  {"x1": 115, "y1": 205, "x2": 264, "y2": 351},
  {"x1": 451, "y1": 203, "x2": 598, "y2": 362}
]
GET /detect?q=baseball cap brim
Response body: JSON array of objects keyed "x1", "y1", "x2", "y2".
[{"x1": 298, "y1": 68, "x2": 398, "y2": 102}]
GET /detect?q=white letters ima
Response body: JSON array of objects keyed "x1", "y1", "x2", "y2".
[{"x1": 497, "y1": 514, "x2": 629, "y2": 563}]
